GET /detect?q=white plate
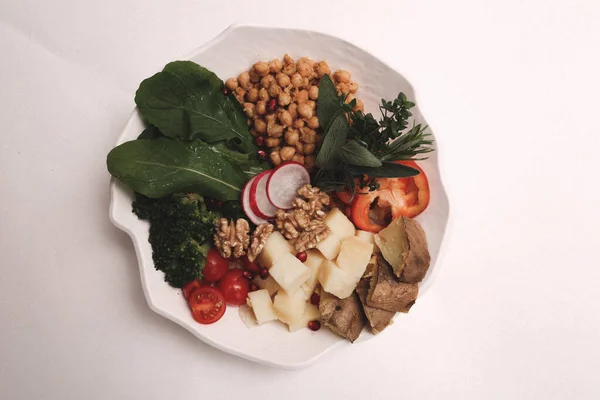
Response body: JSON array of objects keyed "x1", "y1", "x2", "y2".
[{"x1": 109, "y1": 24, "x2": 451, "y2": 369}]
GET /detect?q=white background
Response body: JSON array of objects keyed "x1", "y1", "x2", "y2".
[{"x1": 1, "y1": 0, "x2": 599, "y2": 399}]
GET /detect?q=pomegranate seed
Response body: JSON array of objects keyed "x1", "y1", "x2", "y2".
[
  {"x1": 242, "y1": 271, "x2": 254, "y2": 280},
  {"x1": 222, "y1": 87, "x2": 230, "y2": 96},
  {"x1": 257, "y1": 150, "x2": 266, "y2": 160},
  {"x1": 259, "y1": 268, "x2": 269, "y2": 280},
  {"x1": 255, "y1": 136, "x2": 264, "y2": 146},
  {"x1": 267, "y1": 98, "x2": 277, "y2": 113},
  {"x1": 295, "y1": 251, "x2": 307, "y2": 263},
  {"x1": 249, "y1": 283, "x2": 260, "y2": 292},
  {"x1": 308, "y1": 320, "x2": 321, "y2": 331},
  {"x1": 310, "y1": 292, "x2": 320, "y2": 305}
]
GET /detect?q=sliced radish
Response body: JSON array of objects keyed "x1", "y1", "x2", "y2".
[
  {"x1": 266, "y1": 162, "x2": 311, "y2": 209},
  {"x1": 242, "y1": 176, "x2": 268, "y2": 225},
  {"x1": 250, "y1": 170, "x2": 278, "y2": 219}
]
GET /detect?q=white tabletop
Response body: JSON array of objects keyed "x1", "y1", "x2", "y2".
[{"x1": 2, "y1": 1, "x2": 600, "y2": 398}]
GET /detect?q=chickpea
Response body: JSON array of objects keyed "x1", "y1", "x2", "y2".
[
  {"x1": 292, "y1": 154, "x2": 305, "y2": 164},
  {"x1": 258, "y1": 88, "x2": 269, "y2": 102},
  {"x1": 254, "y1": 119, "x2": 267, "y2": 134},
  {"x1": 300, "y1": 57, "x2": 315, "y2": 67},
  {"x1": 334, "y1": 69, "x2": 351, "y2": 84},
  {"x1": 337, "y1": 83, "x2": 350, "y2": 95},
  {"x1": 304, "y1": 156, "x2": 316, "y2": 169},
  {"x1": 295, "y1": 89, "x2": 309, "y2": 103},
  {"x1": 300, "y1": 127, "x2": 317, "y2": 143},
  {"x1": 307, "y1": 116, "x2": 319, "y2": 129},
  {"x1": 344, "y1": 93, "x2": 355, "y2": 104},
  {"x1": 265, "y1": 113, "x2": 276, "y2": 123},
  {"x1": 291, "y1": 73, "x2": 304, "y2": 88},
  {"x1": 316, "y1": 61, "x2": 331, "y2": 78},
  {"x1": 270, "y1": 150, "x2": 282, "y2": 166},
  {"x1": 283, "y1": 54, "x2": 296, "y2": 76},
  {"x1": 307, "y1": 100, "x2": 316, "y2": 110},
  {"x1": 294, "y1": 141, "x2": 304, "y2": 153},
  {"x1": 284, "y1": 128, "x2": 299, "y2": 145},
  {"x1": 288, "y1": 103, "x2": 298, "y2": 119},
  {"x1": 267, "y1": 122, "x2": 284, "y2": 137},
  {"x1": 308, "y1": 85, "x2": 319, "y2": 100},
  {"x1": 255, "y1": 100, "x2": 267, "y2": 115},
  {"x1": 246, "y1": 88, "x2": 259, "y2": 103},
  {"x1": 238, "y1": 72, "x2": 251, "y2": 89},
  {"x1": 304, "y1": 143, "x2": 316, "y2": 155},
  {"x1": 354, "y1": 99, "x2": 365, "y2": 112},
  {"x1": 225, "y1": 78, "x2": 238, "y2": 91},
  {"x1": 280, "y1": 146, "x2": 296, "y2": 161},
  {"x1": 268, "y1": 84, "x2": 281, "y2": 97},
  {"x1": 243, "y1": 103, "x2": 255, "y2": 118},
  {"x1": 297, "y1": 61, "x2": 312, "y2": 78},
  {"x1": 276, "y1": 73, "x2": 291, "y2": 88},
  {"x1": 234, "y1": 87, "x2": 246, "y2": 103},
  {"x1": 279, "y1": 110, "x2": 293, "y2": 127},
  {"x1": 294, "y1": 119, "x2": 305, "y2": 129},
  {"x1": 250, "y1": 68, "x2": 260, "y2": 83},
  {"x1": 266, "y1": 137, "x2": 281, "y2": 148},
  {"x1": 253, "y1": 61, "x2": 270, "y2": 77},
  {"x1": 278, "y1": 92, "x2": 291, "y2": 107},
  {"x1": 348, "y1": 81, "x2": 359, "y2": 93},
  {"x1": 260, "y1": 74, "x2": 275, "y2": 89},
  {"x1": 302, "y1": 77, "x2": 311, "y2": 88},
  {"x1": 297, "y1": 103, "x2": 313, "y2": 119},
  {"x1": 269, "y1": 58, "x2": 283, "y2": 73}
]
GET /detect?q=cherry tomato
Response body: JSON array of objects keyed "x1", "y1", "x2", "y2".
[
  {"x1": 351, "y1": 160, "x2": 430, "y2": 232},
  {"x1": 203, "y1": 248, "x2": 229, "y2": 283},
  {"x1": 217, "y1": 269, "x2": 250, "y2": 306},
  {"x1": 182, "y1": 279, "x2": 211, "y2": 300},
  {"x1": 240, "y1": 256, "x2": 261, "y2": 274},
  {"x1": 188, "y1": 286, "x2": 226, "y2": 324}
]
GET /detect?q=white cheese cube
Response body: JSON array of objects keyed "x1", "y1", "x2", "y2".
[
  {"x1": 273, "y1": 289, "x2": 308, "y2": 325},
  {"x1": 324, "y1": 208, "x2": 356, "y2": 240},
  {"x1": 318, "y1": 259, "x2": 359, "y2": 299},
  {"x1": 316, "y1": 234, "x2": 342, "y2": 260},
  {"x1": 355, "y1": 230, "x2": 375, "y2": 245},
  {"x1": 269, "y1": 252, "x2": 311, "y2": 293},
  {"x1": 247, "y1": 289, "x2": 278, "y2": 324},
  {"x1": 300, "y1": 249, "x2": 325, "y2": 299},
  {"x1": 336, "y1": 237, "x2": 374, "y2": 279},
  {"x1": 252, "y1": 275, "x2": 280, "y2": 297},
  {"x1": 257, "y1": 231, "x2": 294, "y2": 268},
  {"x1": 287, "y1": 303, "x2": 321, "y2": 332}
]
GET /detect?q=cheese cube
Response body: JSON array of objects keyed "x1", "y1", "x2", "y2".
[
  {"x1": 336, "y1": 237, "x2": 374, "y2": 279},
  {"x1": 247, "y1": 289, "x2": 278, "y2": 324},
  {"x1": 257, "y1": 231, "x2": 294, "y2": 268},
  {"x1": 287, "y1": 303, "x2": 321, "y2": 332},
  {"x1": 355, "y1": 230, "x2": 375, "y2": 245},
  {"x1": 325, "y1": 208, "x2": 356, "y2": 240},
  {"x1": 269, "y1": 252, "x2": 311, "y2": 293},
  {"x1": 318, "y1": 259, "x2": 359, "y2": 299},
  {"x1": 316, "y1": 234, "x2": 342, "y2": 260},
  {"x1": 252, "y1": 275, "x2": 280, "y2": 297},
  {"x1": 273, "y1": 289, "x2": 308, "y2": 325},
  {"x1": 300, "y1": 249, "x2": 325, "y2": 299}
]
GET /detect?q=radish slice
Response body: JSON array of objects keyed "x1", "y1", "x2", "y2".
[
  {"x1": 266, "y1": 162, "x2": 311, "y2": 209},
  {"x1": 242, "y1": 176, "x2": 268, "y2": 225},
  {"x1": 250, "y1": 170, "x2": 278, "y2": 219}
]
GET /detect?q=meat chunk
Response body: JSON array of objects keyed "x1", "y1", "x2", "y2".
[
  {"x1": 355, "y1": 279, "x2": 395, "y2": 334},
  {"x1": 319, "y1": 290, "x2": 366, "y2": 343},
  {"x1": 367, "y1": 253, "x2": 419, "y2": 313}
]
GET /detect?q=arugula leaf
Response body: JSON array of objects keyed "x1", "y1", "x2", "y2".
[
  {"x1": 107, "y1": 138, "x2": 247, "y2": 200},
  {"x1": 339, "y1": 140, "x2": 382, "y2": 167},
  {"x1": 134, "y1": 61, "x2": 255, "y2": 153},
  {"x1": 316, "y1": 112, "x2": 349, "y2": 169},
  {"x1": 316, "y1": 74, "x2": 342, "y2": 131},
  {"x1": 348, "y1": 162, "x2": 419, "y2": 178}
]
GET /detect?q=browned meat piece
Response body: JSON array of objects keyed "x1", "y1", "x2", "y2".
[
  {"x1": 355, "y1": 279, "x2": 395, "y2": 334},
  {"x1": 367, "y1": 253, "x2": 419, "y2": 313},
  {"x1": 319, "y1": 290, "x2": 366, "y2": 343},
  {"x1": 374, "y1": 216, "x2": 431, "y2": 283}
]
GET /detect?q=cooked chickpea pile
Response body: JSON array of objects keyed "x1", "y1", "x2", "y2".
[{"x1": 225, "y1": 54, "x2": 364, "y2": 169}]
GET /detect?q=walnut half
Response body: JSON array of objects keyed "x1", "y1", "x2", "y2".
[
  {"x1": 213, "y1": 218, "x2": 250, "y2": 259},
  {"x1": 247, "y1": 223, "x2": 274, "y2": 262}
]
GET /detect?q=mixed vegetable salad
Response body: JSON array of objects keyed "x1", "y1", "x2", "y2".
[{"x1": 107, "y1": 55, "x2": 434, "y2": 341}]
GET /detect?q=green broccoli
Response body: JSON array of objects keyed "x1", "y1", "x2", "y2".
[{"x1": 132, "y1": 192, "x2": 221, "y2": 288}]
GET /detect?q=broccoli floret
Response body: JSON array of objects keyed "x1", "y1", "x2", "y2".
[{"x1": 132, "y1": 193, "x2": 221, "y2": 288}]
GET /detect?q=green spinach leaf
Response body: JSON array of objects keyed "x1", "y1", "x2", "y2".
[
  {"x1": 107, "y1": 138, "x2": 247, "y2": 200},
  {"x1": 339, "y1": 140, "x2": 382, "y2": 167},
  {"x1": 137, "y1": 125, "x2": 164, "y2": 140}
]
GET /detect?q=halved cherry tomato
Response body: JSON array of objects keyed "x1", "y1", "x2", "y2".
[
  {"x1": 240, "y1": 255, "x2": 261, "y2": 274},
  {"x1": 182, "y1": 278, "x2": 211, "y2": 300},
  {"x1": 203, "y1": 248, "x2": 229, "y2": 283},
  {"x1": 217, "y1": 269, "x2": 250, "y2": 306},
  {"x1": 351, "y1": 160, "x2": 430, "y2": 233},
  {"x1": 188, "y1": 286, "x2": 226, "y2": 324}
]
